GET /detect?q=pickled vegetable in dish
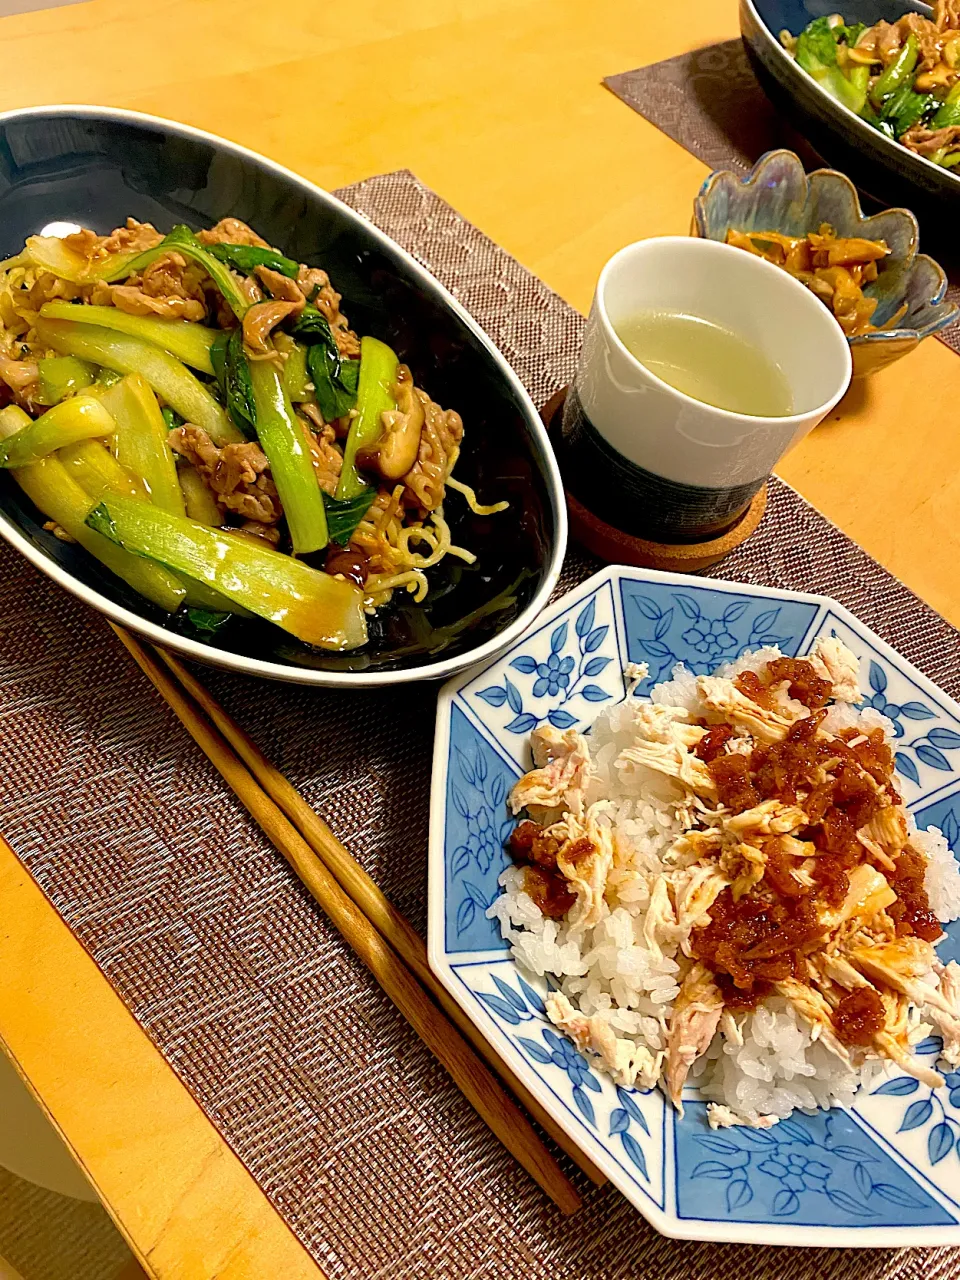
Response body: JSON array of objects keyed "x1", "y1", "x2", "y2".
[
  {"x1": 0, "y1": 217, "x2": 506, "y2": 651},
  {"x1": 725, "y1": 224, "x2": 906, "y2": 337},
  {"x1": 491, "y1": 638, "x2": 960, "y2": 1128},
  {"x1": 784, "y1": 3, "x2": 960, "y2": 169}
]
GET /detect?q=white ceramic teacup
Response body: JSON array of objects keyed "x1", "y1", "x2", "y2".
[{"x1": 558, "y1": 236, "x2": 853, "y2": 543}]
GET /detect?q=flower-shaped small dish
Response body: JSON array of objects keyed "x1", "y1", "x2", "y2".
[
  {"x1": 693, "y1": 149, "x2": 957, "y2": 376},
  {"x1": 429, "y1": 564, "x2": 960, "y2": 1245}
]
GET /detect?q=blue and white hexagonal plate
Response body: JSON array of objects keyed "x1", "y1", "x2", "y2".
[{"x1": 427, "y1": 565, "x2": 960, "y2": 1246}]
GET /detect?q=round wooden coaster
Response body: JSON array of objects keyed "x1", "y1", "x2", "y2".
[{"x1": 540, "y1": 387, "x2": 768, "y2": 574}]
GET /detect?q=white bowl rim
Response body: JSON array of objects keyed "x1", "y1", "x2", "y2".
[
  {"x1": 0, "y1": 103, "x2": 568, "y2": 688},
  {"x1": 595, "y1": 234, "x2": 853, "y2": 424}
]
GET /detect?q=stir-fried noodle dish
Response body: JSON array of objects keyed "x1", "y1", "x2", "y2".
[
  {"x1": 492, "y1": 638, "x2": 960, "y2": 1128},
  {"x1": 0, "y1": 217, "x2": 505, "y2": 652}
]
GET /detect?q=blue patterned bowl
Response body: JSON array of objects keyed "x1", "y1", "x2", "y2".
[
  {"x1": 429, "y1": 565, "x2": 960, "y2": 1245},
  {"x1": 694, "y1": 150, "x2": 957, "y2": 376}
]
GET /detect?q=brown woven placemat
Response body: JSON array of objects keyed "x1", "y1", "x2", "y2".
[
  {"x1": 3, "y1": 170, "x2": 960, "y2": 1280},
  {"x1": 604, "y1": 40, "x2": 960, "y2": 356}
]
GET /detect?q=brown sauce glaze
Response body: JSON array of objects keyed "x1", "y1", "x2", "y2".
[{"x1": 833, "y1": 987, "x2": 885, "y2": 1045}]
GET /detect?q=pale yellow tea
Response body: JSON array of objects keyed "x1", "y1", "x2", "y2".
[{"x1": 615, "y1": 310, "x2": 794, "y2": 417}]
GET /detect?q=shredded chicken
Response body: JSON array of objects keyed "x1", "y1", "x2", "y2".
[
  {"x1": 168, "y1": 424, "x2": 282, "y2": 524},
  {"x1": 509, "y1": 726, "x2": 592, "y2": 821},
  {"x1": 808, "y1": 635, "x2": 863, "y2": 703},
  {"x1": 546, "y1": 991, "x2": 661, "y2": 1089},
  {"x1": 665, "y1": 963, "x2": 724, "y2": 1109}
]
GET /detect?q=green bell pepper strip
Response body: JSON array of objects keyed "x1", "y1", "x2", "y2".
[
  {"x1": 39, "y1": 302, "x2": 217, "y2": 374},
  {"x1": 247, "y1": 359, "x2": 329, "y2": 554},
  {"x1": 85, "y1": 494, "x2": 367, "y2": 650},
  {"x1": 335, "y1": 336, "x2": 399, "y2": 501},
  {"x1": 0, "y1": 406, "x2": 186, "y2": 612},
  {"x1": 34, "y1": 318, "x2": 241, "y2": 446},
  {"x1": 0, "y1": 396, "x2": 115, "y2": 468},
  {"x1": 870, "y1": 34, "x2": 919, "y2": 108},
  {"x1": 115, "y1": 225, "x2": 250, "y2": 319},
  {"x1": 96, "y1": 375, "x2": 185, "y2": 516},
  {"x1": 35, "y1": 356, "x2": 96, "y2": 406}
]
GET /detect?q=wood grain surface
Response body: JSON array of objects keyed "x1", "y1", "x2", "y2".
[{"x1": 0, "y1": 0, "x2": 957, "y2": 1274}]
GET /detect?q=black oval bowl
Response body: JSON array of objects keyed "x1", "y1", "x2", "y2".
[
  {"x1": 740, "y1": 0, "x2": 960, "y2": 221},
  {"x1": 0, "y1": 107, "x2": 566, "y2": 687}
]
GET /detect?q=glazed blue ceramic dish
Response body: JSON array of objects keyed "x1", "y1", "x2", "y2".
[
  {"x1": 740, "y1": 0, "x2": 960, "y2": 218},
  {"x1": 430, "y1": 565, "x2": 960, "y2": 1245},
  {"x1": 0, "y1": 107, "x2": 565, "y2": 688},
  {"x1": 695, "y1": 150, "x2": 957, "y2": 375}
]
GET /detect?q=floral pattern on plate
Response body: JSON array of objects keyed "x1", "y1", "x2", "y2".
[{"x1": 430, "y1": 566, "x2": 960, "y2": 1244}]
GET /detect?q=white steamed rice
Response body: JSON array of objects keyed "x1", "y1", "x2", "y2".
[{"x1": 487, "y1": 650, "x2": 960, "y2": 1121}]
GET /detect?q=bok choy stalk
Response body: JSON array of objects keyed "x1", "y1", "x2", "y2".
[
  {"x1": 0, "y1": 396, "x2": 115, "y2": 468},
  {"x1": 35, "y1": 356, "x2": 95, "y2": 406},
  {"x1": 86, "y1": 495, "x2": 367, "y2": 649},
  {"x1": 0, "y1": 236, "x2": 143, "y2": 284},
  {"x1": 34, "y1": 318, "x2": 241, "y2": 446},
  {"x1": 0, "y1": 405, "x2": 185, "y2": 612},
  {"x1": 177, "y1": 462, "x2": 222, "y2": 525},
  {"x1": 118, "y1": 225, "x2": 250, "y2": 319},
  {"x1": 39, "y1": 303, "x2": 217, "y2": 374},
  {"x1": 247, "y1": 359, "x2": 329, "y2": 553},
  {"x1": 336, "y1": 336, "x2": 399, "y2": 501},
  {"x1": 96, "y1": 375, "x2": 185, "y2": 516},
  {"x1": 59, "y1": 439, "x2": 149, "y2": 501}
]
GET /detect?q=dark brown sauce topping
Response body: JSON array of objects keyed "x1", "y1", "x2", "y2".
[
  {"x1": 889, "y1": 848, "x2": 942, "y2": 942},
  {"x1": 833, "y1": 987, "x2": 885, "y2": 1045},
  {"x1": 507, "y1": 821, "x2": 577, "y2": 918},
  {"x1": 695, "y1": 723, "x2": 734, "y2": 763},
  {"x1": 520, "y1": 866, "x2": 576, "y2": 919},
  {"x1": 693, "y1": 658, "x2": 937, "y2": 1009}
]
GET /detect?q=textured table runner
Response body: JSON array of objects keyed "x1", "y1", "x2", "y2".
[
  {"x1": 605, "y1": 40, "x2": 960, "y2": 356},
  {"x1": 3, "y1": 170, "x2": 960, "y2": 1280}
]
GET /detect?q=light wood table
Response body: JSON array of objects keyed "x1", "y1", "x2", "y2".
[{"x1": 0, "y1": 0, "x2": 958, "y2": 1275}]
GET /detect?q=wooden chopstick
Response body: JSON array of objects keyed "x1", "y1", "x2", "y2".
[
  {"x1": 110, "y1": 625, "x2": 582, "y2": 1215},
  {"x1": 154, "y1": 647, "x2": 607, "y2": 1188}
]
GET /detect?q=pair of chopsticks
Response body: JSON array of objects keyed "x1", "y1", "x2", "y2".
[{"x1": 110, "y1": 624, "x2": 607, "y2": 1213}]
